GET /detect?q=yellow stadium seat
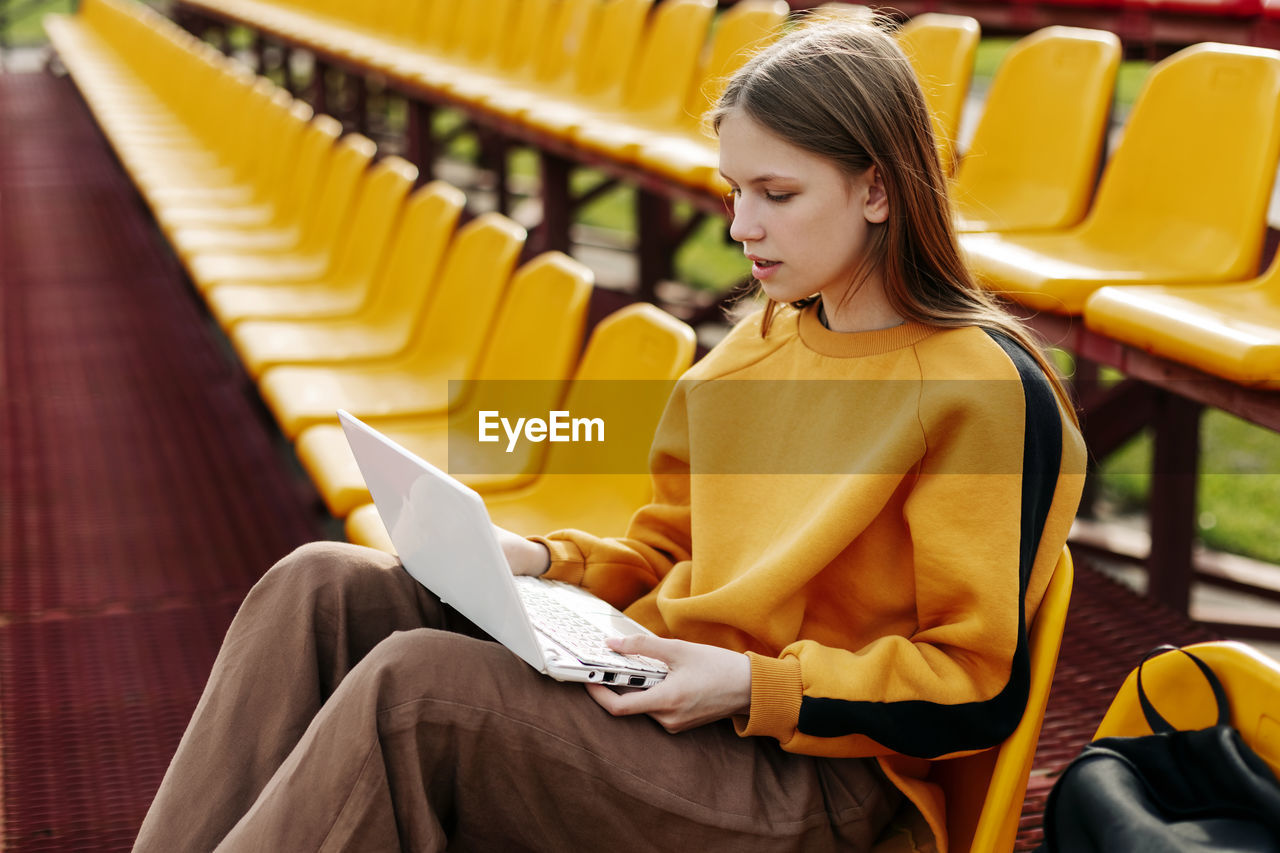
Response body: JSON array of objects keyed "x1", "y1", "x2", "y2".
[
  {"x1": 380, "y1": 0, "x2": 482, "y2": 89},
  {"x1": 122, "y1": 65, "x2": 263, "y2": 193},
  {"x1": 570, "y1": 0, "x2": 717, "y2": 162},
  {"x1": 405, "y1": 0, "x2": 520, "y2": 97},
  {"x1": 168, "y1": 114, "x2": 342, "y2": 275},
  {"x1": 320, "y1": 0, "x2": 407, "y2": 64},
  {"x1": 155, "y1": 99, "x2": 315, "y2": 232},
  {"x1": 951, "y1": 27, "x2": 1121, "y2": 234},
  {"x1": 1082, "y1": 256, "x2": 1280, "y2": 388},
  {"x1": 245, "y1": 0, "x2": 359, "y2": 50},
  {"x1": 256, "y1": 212, "x2": 526, "y2": 439},
  {"x1": 294, "y1": 251, "x2": 595, "y2": 517},
  {"x1": 344, "y1": 2, "x2": 434, "y2": 68},
  {"x1": 229, "y1": 181, "x2": 465, "y2": 379},
  {"x1": 896, "y1": 13, "x2": 981, "y2": 177},
  {"x1": 513, "y1": 0, "x2": 653, "y2": 141},
  {"x1": 1092, "y1": 641, "x2": 1280, "y2": 778},
  {"x1": 378, "y1": 1, "x2": 462, "y2": 85},
  {"x1": 962, "y1": 42, "x2": 1280, "y2": 315},
  {"x1": 204, "y1": 155, "x2": 419, "y2": 328},
  {"x1": 469, "y1": 0, "x2": 599, "y2": 118},
  {"x1": 634, "y1": 0, "x2": 788, "y2": 192},
  {"x1": 345, "y1": 302, "x2": 698, "y2": 551},
  {"x1": 886, "y1": 546, "x2": 1074, "y2": 853},
  {"x1": 186, "y1": 130, "x2": 374, "y2": 291},
  {"x1": 438, "y1": 0, "x2": 558, "y2": 109},
  {"x1": 147, "y1": 86, "x2": 299, "y2": 215}
]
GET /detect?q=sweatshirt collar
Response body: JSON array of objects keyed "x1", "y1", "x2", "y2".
[{"x1": 797, "y1": 302, "x2": 937, "y2": 357}]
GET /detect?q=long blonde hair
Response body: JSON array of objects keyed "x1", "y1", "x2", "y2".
[{"x1": 713, "y1": 16, "x2": 1078, "y2": 424}]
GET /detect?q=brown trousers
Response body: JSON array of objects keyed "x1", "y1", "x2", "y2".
[{"x1": 133, "y1": 542, "x2": 900, "y2": 852}]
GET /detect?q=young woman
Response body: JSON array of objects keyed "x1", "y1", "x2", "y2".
[{"x1": 135, "y1": 17, "x2": 1084, "y2": 853}]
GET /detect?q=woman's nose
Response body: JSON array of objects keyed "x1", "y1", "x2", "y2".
[{"x1": 728, "y1": 201, "x2": 763, "y2": 243}]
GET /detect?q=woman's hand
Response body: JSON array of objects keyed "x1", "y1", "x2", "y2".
[
  {"x1": 493, "y1": 525, "x2": 550, "y2": 577},
  {"x1": 586, "y1": 635, "x2": 751, "y2": 733}
]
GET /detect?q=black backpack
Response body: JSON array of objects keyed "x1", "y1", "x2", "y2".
[{"x1": 1039, "y1": 646, "x2": 1280, "y2": 852}]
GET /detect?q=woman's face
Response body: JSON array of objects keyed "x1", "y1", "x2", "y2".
[{"x1": 718, "y1": 110, "x2": 888, "y2": 309}]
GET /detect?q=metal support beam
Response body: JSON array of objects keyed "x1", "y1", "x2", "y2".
[
  {"x1": 281, "y1": 46, "x2": 295, "y2": 94},
  {"x1": 537, "y1": 151, "x2": 573, "y2": 254},
  {"x1": 1146, "y1": 391, "x2": 1203, "y2": 615},
  {"x1": 478, "y1": 128, "x2": 510, "y2": 215},
  {"x1": 351, "y1": 73, "x2": 368, "y2": 135},
  {"x1": 310, "y1": 59, "x2": 328, "y2": 115},
  {"x1": 406, "y1": 101, "x2": 436, "y2": 181},
  {"x1": 637, "y1": 190, "x2": 675, "y2": 302},
  {"x1": 252, "y1": 30, "x2": 266, "y2": 75},
  {"x1": 1078, "y1": 376, "x2": 1160, "y2": 458}
]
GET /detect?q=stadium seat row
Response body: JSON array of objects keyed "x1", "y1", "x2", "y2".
[
  {"x1": 45, "y1": 0, "x2": 699, "y2": 551},
  {"x1": 172, "y1": 0, "x2": 1280, "y2": 387},
  {"x1": 170, "y1": 1, "x2": 994, "y2": 193},
  {"x1": 854, "y1": 0, "x2": 1280, "y2": 55},
  {"x1": 962, "y1": 38, "x2": 1280, "y2": 387},
  {"x1": 51, "y1": 0, "x2": 1280, "y2": 406}
]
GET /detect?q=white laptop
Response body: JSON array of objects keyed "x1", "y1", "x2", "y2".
[{"x1": 338, "y1": 410, "x2": 667, "y2": 688}]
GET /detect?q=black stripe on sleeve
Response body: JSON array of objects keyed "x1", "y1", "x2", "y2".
[{"x1": 795, "y1": 332, "x2": 1062, "y2": 757}]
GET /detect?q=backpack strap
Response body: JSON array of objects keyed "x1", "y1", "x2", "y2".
[{"x1": 1136, "y1": 645, "x2": 1231, "y2": 734}]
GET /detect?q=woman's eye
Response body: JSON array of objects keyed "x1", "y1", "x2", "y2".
[{"x1": 764, "y1": 191, "x2": 794, "y2": 203}]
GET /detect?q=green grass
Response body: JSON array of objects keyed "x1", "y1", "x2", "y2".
[
  {"x1": 2, "y1": 0, "x2": 171, "y2": 45},
  {"x1": 1, "y1": 0, "x2": 76, "y2": 46},
  {"x1": 1098, "y1": 413, "x2": 1280, "y2": 564}
]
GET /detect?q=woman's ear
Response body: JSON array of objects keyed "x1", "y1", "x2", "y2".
[{"x1": 863, "y1": 166, "x2": 889, "y2": 224}]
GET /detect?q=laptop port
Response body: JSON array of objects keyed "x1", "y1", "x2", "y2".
[
  {"x1": 628, "y1": 675, "x2": 646, "y2": 687},
  {"x1": 602, "y1": 672, "x2": 616, "y2": 684}
]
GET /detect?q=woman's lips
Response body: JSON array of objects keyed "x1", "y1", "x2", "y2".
[{"x1": 749, "y1": 257, "x2": 780, "y2": 280}]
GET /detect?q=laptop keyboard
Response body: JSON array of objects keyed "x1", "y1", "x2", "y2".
[{"x1": 515, "y1": 581, "x2": 667, "y2": 673}]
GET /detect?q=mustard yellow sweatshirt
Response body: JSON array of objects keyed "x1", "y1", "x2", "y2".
[{"x1": 536, "y1": 303, "x2": 1085, "y2": 848}]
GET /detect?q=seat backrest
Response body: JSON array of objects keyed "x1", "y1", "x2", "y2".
[
  {"x1": 497, "y1": 0, "x2": 556, "y2": 75},
  {"x1": 382, "y1": 0, "x2": 422, "y2": 44},
  {"x1": 295, "y1": 132, "x2": 377, "y2": 260},
  {"x1": 552, "y1": 302, "x2": 696, "y2": 469},
  {"x1": 570, "y1": 302, "x2": 698, "y2": 383},
  {"x1": 230, "y1": 81, "x2": 292, "y2": 184},
  {"x1": 472, "y1": 252, "x2": 594, "y2": 385},
  {"x1": 274, "y1": 114, "x2": 343, "y2": 233},
  {"x1": 364, "y1": 0, "x2": 400, "y2": 38},
  {"x1": 360, "y1": 180, "x2": 467, "y2": 330},
  {"x1": 213, "y1": 78, "x2": 273, "y2": 172},
  {"x1": 928, "y1": 545, "x2": 1074, "y2": 853},
  {"x1": 256, "y1": 99, "x2": 315, "y2": 213},
  {"x1": 619, "y1": 0, "x2": 716, "y2": 120},
  {"x1": 1079, "y1": 43, "x2": 1280, "y2": 281},
  {"x1": 325, "y1": 155, "x2": 419, "y2": 287},
  {"x1": 681, "y1": 0, "x2": 788, "y2": 133},
  {"x1": 895, "y1": 13, "x2": 981, "y2": 176},
  {"x1": 418, "y1": 0, "x2": 462, "y2": 55},
  {"x1": 193, "y1": 62, "x2": 258, "y2": 153},
  {"x1": 1093, "y1": 641, "x2": 1280, "y2": 777},
  {"x1": 453, "y1": 253, "x2": 595, "y2": 477},
  {"x1": 404, "y1": 212, "x2": 528, "y2": 385},
  {"x1": 496, "y1": 303, "x2": 697, "y2": 534},
  {"x1": 527, "y1": 0, "x2": 601, "y2": 91},
  {"x1": 450, "y1": 0, "x2": 517, "y2": 69},
  {"x1": 952, "y1": 26, "x2": 1120, "y2": 233},
  {"x1": 570, "y1": 0, "x2": 653, "y2": 103}
]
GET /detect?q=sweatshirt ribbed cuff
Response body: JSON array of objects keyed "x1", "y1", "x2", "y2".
[
  {"x1": 738, "y1": 653, "x2": 804, "y2": 742},
  {"x1": 527, "y1": 536, "x2": 585, "y2": 585}
]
